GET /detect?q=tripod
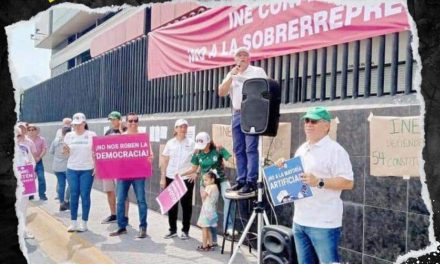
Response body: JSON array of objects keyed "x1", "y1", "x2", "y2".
[{"x1": 228, "y1": 137, "x2": 270, "y2": 264}]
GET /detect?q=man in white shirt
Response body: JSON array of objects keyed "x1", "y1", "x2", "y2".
[
  {"x1": 277, "y1": 107, "x2": 354, "y2": 264},
  {"x1": 218, "y1": 47, "x2": 267, "y2": 195}
]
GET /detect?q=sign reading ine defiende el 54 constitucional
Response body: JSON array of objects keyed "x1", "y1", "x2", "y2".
[{"x1": 369, "y1": 114, "x2": 422, "y2": 177}]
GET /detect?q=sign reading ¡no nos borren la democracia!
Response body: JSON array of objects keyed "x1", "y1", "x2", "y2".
[
  {"x1": 92, "y1": 133, "x2": 153, "y2": 180},
  {"x1": 369, "y1": 114, "x2": 423, "y2": 177}
]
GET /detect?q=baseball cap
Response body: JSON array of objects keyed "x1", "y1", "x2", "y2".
[
  {"x1": 72, "y1": 112, "x2": 87, "y2": 125},
  {"x1": 195, "y1": 132, "x2": 211, "y2": 150},
  {"x1": 234, "y1": 46, "x2": 250, "y2": 57},
  {"x1": 301, "y1": 107, "x2": 332, "y2": 122},
  {"x1": 175, "y1": 119, "x2": 188, "y2": 127},
  {"x1": 108, "y1": 111, "x2": 122, "y2": 120}
]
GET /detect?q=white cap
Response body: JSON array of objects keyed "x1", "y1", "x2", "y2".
[
  {"x1": 234, "y1": 46, "x2": 250, "y2": 57},
  {"x1": 175, "y1": 119, "x2": 188, "y2": 127},
  {"x1": 195, "y1": 132, "x2": 211, "y2": 150},
  {"x1": 72, "y1": 112, "x2": 86, "y2": 125}
]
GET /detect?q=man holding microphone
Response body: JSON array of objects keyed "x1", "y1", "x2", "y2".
[{"x1": 218, "y1": 47, "x2": 268, "y2": 195}]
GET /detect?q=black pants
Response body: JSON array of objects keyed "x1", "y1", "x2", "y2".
[{"x1": 166, "y1": 177, "x2": 194, "y2": 233}]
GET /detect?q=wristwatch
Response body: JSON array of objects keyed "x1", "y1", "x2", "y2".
[{"x1": 317, "y1": 178, "x2": 325, "y2": 189}]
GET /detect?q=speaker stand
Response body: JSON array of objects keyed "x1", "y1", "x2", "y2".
[{"x1": 228, "y1": 137, "x2": 270, "y2": 264}]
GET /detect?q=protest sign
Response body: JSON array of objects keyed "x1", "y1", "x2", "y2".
[
  {"x1": 369, "y1": 114, "x2": 422, "y2": 177},
  {"x1": 263, "y1": 156, "x2": 312, "y2": 206},
  {"x1": 93, "y1": 133, "x2": 152, "y2": 179},
  {"x1": 18, "y1": 164, "x2": 36, "y2": 196},
  {"x1": 156, "y1": 175, "x2": 188, "y2": 214}
]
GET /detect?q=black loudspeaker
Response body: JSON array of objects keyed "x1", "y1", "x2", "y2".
[
  {"x1": 241, "y1": 78, "x2": 281, "y2": 137},
  {"x1": 262, "y1": 225, "x2": 297, "y2": 264}
]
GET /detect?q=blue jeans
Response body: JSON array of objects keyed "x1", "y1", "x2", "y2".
[
  {"x1": 54, "y1": 171, "x2": 67, "y2": 203},
  {"x1": 293, "y1": 223, "x2": 341, "y2": 264},
  {"x1": 232, "y1": 112, "x2": 259, "y2": 184},
  {"x1": 116, "y1": 179, "x2": 147, "y2": 229},
  {"x1": 210, "y1": 180, "x2": 235, "y2": 243},
  {"x1": 35, "y1": 160, "x2": 46, "y2": 198},
  {"x1": 66, "y1": 169, "x2": 94, "y2": 221}
]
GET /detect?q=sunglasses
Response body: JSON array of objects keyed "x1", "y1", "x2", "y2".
[
  {"x1": 127, "y1": 119, "x2": 139, "y2": 123},
  {"x1": 27, "y1": 128, "x2": 36, "y2": 131},
  {"x1": 304, "y1": 118, "x2": 319, "y2": 124}
]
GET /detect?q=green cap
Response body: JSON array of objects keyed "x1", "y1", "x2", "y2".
[
  {"x1": 301, "y1": 107, "x2": 332, "y2": 122},
  {"x1": 108, "y1": 111, "x2": 122, "y2": 120}
]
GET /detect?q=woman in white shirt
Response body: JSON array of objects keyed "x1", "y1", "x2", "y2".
[
  {"x1": 63, "y1": 113, "x2": 97, "y2": 232},
  {"x1": 160, "y1": 119, "x2": 195, "y2": 240}
]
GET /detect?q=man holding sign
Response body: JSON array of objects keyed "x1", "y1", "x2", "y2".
[
  {"x1": 109, "y1": 112, "x2": 153, "y2": 239},
  {"x1": 277, "y1": 107, "x2": 353, "y2": 264}
]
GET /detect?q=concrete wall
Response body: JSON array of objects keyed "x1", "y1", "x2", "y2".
[{"x1": 35, "y1": 97, "x2": 428, "y2": 263}]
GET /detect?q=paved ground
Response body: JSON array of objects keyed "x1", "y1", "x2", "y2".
[{"x1": 26, "y1": 172, "x2": 258, "y2": 264}]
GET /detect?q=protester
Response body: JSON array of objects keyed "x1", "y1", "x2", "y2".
[
  {"x1": 101, "y1": 111, "x2": 130, "y2": 224},
  {"x1": 17, "y1": 122, "x2": 37, "y2": 200},
  {"x1": 63, "y1": 113, "x2": 97, "y2": 232},
  {"x1": 196, "y1": 171, "x2": 220, "y2": 251},
  {"x1": 109, "y1": 112, "x2": 152, "y2": 239},
  {"x1": 276, "y1": 107, "x2": 354, "y2": 264},
  {"x1": 17, "y1": 122, "x2": 37, "y2": 155},
  {"x1": 55, "y1": 117, "x2": 72, "y2": 139},
  {"x1": 179, "y1": 132, "x2": 236, "y2": 246},
  {"x1": 218, "y1": 47, "x2": 268, "y2": 195},
  {"x1": 49, "y1": 126, "x2": 71, "y2": 211},
  {"x1": 161, "y1": 119, "x2": 195, "y2": 240},
  {"x1": 15, "y1": 125, "x2": 36, "y2": 239},
  {"x1": 27, "y1": 124, "x2": 48, "y2": 201}
]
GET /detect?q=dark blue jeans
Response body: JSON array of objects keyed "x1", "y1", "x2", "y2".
[
  {"x1": 116, "y1": 179, "x2": 147, "y2": 229},
  {"x1": 35, "y1": 160, "x2": 46, "y2": 198},
  {"x1": 54, "y1": 171, "x2": 67, "y2": 203},
  {"x1": 66, "y1": 169, "x2": 94, "y2": 221},
  {"x1": 232, "y1": 112, "x2": 259, "y2": 185},
  {"x1": 293, "y1": 223, "x2": 341, "y2": 264}
]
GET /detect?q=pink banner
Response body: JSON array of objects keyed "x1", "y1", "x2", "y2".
[
  {"x1": 18, "y1": 165, "x2": 36, "y2": 196},
  {"x1": 156, "y1": 175, "x2": 188, "y2": 214},
  {"x1": 148, "y1": 1, "x2": 409, "y2": 79},
  {"x1": 92, "y1": 134, "x2": 152, "y2": 179}
]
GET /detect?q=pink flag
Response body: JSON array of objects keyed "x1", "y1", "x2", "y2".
[
  {"x1": 92, "y1": 133, "x2": 153, "y2": 179},
  {"x1": 156, "y1": 175, "x2": 188, "y2": 214},
  {"x1": 18, "y1": 164, "x2": 36, "y2": 196}
]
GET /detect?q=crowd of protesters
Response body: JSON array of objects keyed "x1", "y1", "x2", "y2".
[
  {"x1": 15, "y1": 112, "x2": 235, "y2": 250},
  {"x1": 15, "y1": 47, "x2": 354, "y2": 262}
]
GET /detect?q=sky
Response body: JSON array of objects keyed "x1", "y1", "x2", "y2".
[{"x1": 6, "y1": 19, "x2": 51, "y2": 92}]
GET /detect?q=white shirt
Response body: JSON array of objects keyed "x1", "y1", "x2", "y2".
[
  {"x1": 162, "y1": 137, "x2": 195, "y2": 180},
  {"x1": 64, "y1": 130, "x2": 97, "y2": 170},
  {"x1": 222, "y1": 65, "x2": 267, "y2": 110},
  {"x1": 293, "y1": 135, "x2": 353, "y2": 228}
]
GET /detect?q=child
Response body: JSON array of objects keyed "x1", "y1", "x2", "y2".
[{"x1": 197, "y1": 171, "x2": 220, "y2": 251}]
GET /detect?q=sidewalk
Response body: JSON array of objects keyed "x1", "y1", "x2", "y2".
[{"x1": 26, "y1": 173, "x2": 258, "y2": 264}]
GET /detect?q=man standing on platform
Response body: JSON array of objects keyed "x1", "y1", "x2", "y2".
[
  {"x1": 218, "y1": 47, "x2": 268, "y2": 195},
  {"x1": 277, "y1": 107, "x2": 354, "y2": 264}
]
